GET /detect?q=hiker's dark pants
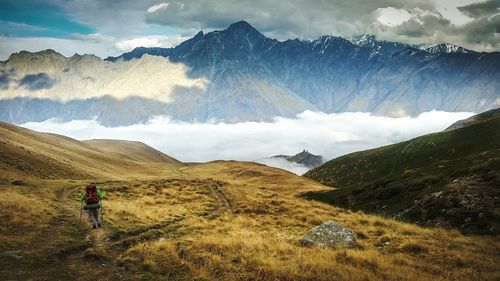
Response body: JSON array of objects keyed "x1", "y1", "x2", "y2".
[{"x1": 87, "y1": 208, "x2": 101, "y2": 226}]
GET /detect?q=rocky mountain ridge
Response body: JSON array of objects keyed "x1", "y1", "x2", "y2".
[{"x1": 1, "y1": 20, "x2": 499, "y2": 125}]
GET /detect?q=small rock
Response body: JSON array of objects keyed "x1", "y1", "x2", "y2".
[
  {"x1": 10, "y1": 180, "x2": 24, "y2": 186},
  {"x1": 452, "y1": 179, "x2": 459, "y2": 183},
  {"x1": 0, "y1": 250, "x2": 23, "y2": 260},
  {"x1": 299, "y1": 221, "x2": 356, "y2": 248},
  {"x1": 431, "y1": 191, "x2": 443, "y2": 199}
]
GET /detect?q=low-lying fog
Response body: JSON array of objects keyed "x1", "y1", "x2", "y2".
[{"x1": 21, "y1": 110, "x2": 473, "y2": 175}]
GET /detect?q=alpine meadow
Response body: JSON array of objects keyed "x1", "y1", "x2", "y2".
[{"x1": 0, "y1": 1, "x2": 499, "y2": 281}]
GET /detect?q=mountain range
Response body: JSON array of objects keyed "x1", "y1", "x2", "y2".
[{"x1": 1, "y1": 20, "x2": 499, "y2": 126}]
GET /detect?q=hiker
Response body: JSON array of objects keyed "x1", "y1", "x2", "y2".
[{"x1": 80, "y1": 182, "x2": 103, "y2": 229}]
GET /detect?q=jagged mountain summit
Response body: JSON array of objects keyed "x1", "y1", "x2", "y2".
[
  {"x1": 422, "y1": 43, "x2": 475, "y2": 54},
  {"x1": 1, "y1": 20, "x2": 499, "y2": 126},
  {"x1": 352, "y1": 35, "x2": 412, "y2": 58}
]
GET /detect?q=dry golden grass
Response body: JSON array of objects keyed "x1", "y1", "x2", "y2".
[
  {"x1": 0, "y1": 122, "x2": 498, "y2": 280},
  {"x1": 97, "y1": 161, "x2": 500, "y2": 281},
  {"x1": 0, "y1": 186, "x2": 53, "y2": 227}
]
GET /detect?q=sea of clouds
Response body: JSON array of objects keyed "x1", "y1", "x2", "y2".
[{"x1": 21, "y1": 110, "x2": 474, "y2": 175}]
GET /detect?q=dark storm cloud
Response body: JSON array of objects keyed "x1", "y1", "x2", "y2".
[
  {"x1": 143, "y1": 0, "x2": 499, "y2": 51},
  {"x1": 389, "y1": 10, "x2": 451, "y2": 38},
  {"x1": 458, "y1": 0, "x2": 500, "y2": 18},
  {"x1": 144, "y1": 0, "x2": 402, "y2": 39},
  {"x1": 462, "y1": 14, "x2": 500, "y2": 45},
  {"x1": 20, "y1": 73, "x2": 55, "y2": 90},
  {"x1": 454, "y1": 1, "x2": 500, "y2": 47}
]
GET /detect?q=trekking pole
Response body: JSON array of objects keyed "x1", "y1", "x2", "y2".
[{"x1": 79, "y1": 201, "x2": 83, "y2": 223}]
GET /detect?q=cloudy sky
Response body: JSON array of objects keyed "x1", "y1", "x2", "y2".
[{"x1": 0, "y1": 0, "x2": 498, "y2": 59}]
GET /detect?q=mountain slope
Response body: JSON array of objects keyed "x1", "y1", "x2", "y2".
[
  {"x1": 0, "y1": 51, "x2": 208, "y2": 126},
  {"x1": 303, "y1": 109, "x2": 500, "y2": 234},
  {"x1": 0, "y1": 121, "x2": 180, "y2": 180},
  {"x1": 445, "y1": 108, "x2": 500, "y2": 131},
  {"x1": 106, "y1": 22, "x2": 500, "y2": 118},
  {"x1": 1, "y1": 21, "x2": 499, "y2": 126},
  {"x1": 83, "y1": 139, "x2": 180, "y2": 163}
]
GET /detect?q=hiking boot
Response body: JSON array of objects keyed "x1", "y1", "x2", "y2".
[
  {"x1": 97, "y1": 223, "x2": 102, "y2": 228},
  {"x1": 92, "y1": 225, "x2": 97, "y2": 229}
]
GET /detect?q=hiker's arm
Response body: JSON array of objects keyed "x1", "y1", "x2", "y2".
[
  {"x1": 80, "y1": 192, "x2": 86, "y2": 202},
  {"x1": 97, "y1": 188, "x2": 103, "y2": 200}
]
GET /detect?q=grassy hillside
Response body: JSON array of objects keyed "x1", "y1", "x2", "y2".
[
  {"x1": 304, "y1": 108, "x2": 500, "y2": 235},
  {"x1": 0, "y1": 122, "x2": 499, "y2": 280},
  {"x1": 0, "y1": 121, "x2": 181, "y2": 180},
  {"x1": 83, "y1": 139, "x2": 180, "y2": 164},
  {"x1": 445, "y1": 108, "x2": 500, "y2": 131}
]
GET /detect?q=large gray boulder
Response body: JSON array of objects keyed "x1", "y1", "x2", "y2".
[{"x1": 299, "y1": 221, "x2": 356, "y2": 248}]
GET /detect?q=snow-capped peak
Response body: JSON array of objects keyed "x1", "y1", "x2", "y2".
[
  {"x1": 422, "y1": 43, "x2": 474, "y2": 54},
  {"x1": 353, "y1": 35, "x2": 376, "y2": 47}
]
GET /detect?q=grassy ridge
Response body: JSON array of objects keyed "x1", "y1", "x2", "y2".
[{"x1": 304, "y1": 109, "x2": 500, "y2": 234}]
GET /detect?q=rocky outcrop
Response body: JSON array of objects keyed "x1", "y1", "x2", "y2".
[
  {"x1": 271, "y1": 150, "x2": 323, "y2": 169},
  {"x1": 299, "y1": 221, "x2": 356, "y2": 248},
  {"x1": 286, "y1": 150, "x2": 323, "y2": 168}
]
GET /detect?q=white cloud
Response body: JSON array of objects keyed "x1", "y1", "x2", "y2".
[
  {"x1": 69, "y1": 33, "x2": 115, "y2": 43},
  {"x1": 0, "y1": 20, "x2": 48, "y2": 32},
  {"x1": 255, "y1": 157, "x2": 310, "y2": 175},
  {"x1": 147, "y1": 3, "x2": 169, "y2": 14},
  {"x1": 0, "y1": 36, "x2": 118, "y2": 60},
  {"x1": 115, "y1": 35, "x2": 187, "y2": 52},
  {"x1": 20, "y1": 110, "x2": 474, "y2": 174},
  {"x1": 376, "y1": 7, "x2": 413, "y2": 27}
]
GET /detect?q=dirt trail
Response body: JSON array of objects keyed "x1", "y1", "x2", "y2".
[{"x1": 207, "y1": 181, "x2": 233, "y2": 211}]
